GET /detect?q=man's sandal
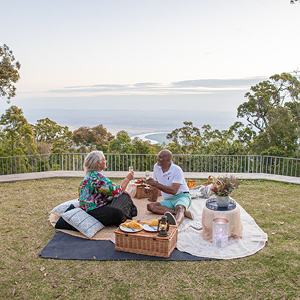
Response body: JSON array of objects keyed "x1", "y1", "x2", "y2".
[{"x1": 184, "y1": 210, "x2": 194, "y2": 220}]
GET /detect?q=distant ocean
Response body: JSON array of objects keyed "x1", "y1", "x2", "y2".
[{"x1": 21, "y1": 108, "x2": 242, "y2": 142}]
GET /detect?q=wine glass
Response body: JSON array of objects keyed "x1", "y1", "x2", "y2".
[
  {"x1": 128, "y1": 166, "x2": 134, "y2": 183},
  {"x1": 145, "y1": 170, "x2": 150, "y2": 180},
  {"x1": 145, "y1": 170, "x2": 151, "y2": 191}
]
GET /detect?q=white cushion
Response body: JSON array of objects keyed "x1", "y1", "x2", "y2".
[
  {"x1": 199, "y1": 184, "x2": 215, "y2": 198},
  {"x1": 50, "y1": 200, "x2": 79, "y2": 216},
  {"x1": 61, "y1": 207, "x2": 104, "y2": 238}
]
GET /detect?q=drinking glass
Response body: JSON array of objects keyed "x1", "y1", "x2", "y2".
[
  {"x1": 128, "y1": 166, "x2": 134, "y2": 183},
  {"x1": 145, "y1": 171, "x2": 150, "y2": 180},
  {"x1": 145, "y1": 170, "x2": 151, "y2": 191}
]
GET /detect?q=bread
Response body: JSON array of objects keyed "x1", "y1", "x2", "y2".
[
  {"x1": 120, "y1": 221, "x2": 142, "y2": 230},
  {"x1": 145, "y1": 219, "x2": 159, "y2": 226}
]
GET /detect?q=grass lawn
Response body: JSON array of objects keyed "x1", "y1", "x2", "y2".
[{"x1": 0, "y1": 177, "x2": 300, "y2": 300}]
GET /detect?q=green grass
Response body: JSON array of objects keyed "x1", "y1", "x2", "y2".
[{"x1": 0, "y1": 178, "x2": 300, "y2": 299}]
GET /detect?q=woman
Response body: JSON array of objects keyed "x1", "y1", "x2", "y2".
[{"x1": 78, "y1": 150, "x2": 137, "y2": 226}]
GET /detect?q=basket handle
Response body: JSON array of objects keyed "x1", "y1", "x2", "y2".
[{"x1": 202, "y1": 175, "x2": 218, "y2": 187}]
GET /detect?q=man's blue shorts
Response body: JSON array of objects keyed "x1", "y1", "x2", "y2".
[{"x1": 159, "y1": 192, "x2": 191, "y2": 210}]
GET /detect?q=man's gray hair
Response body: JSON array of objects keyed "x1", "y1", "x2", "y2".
[{"x1": 84, "y1": 151, "x2": 104, "y2": 173}]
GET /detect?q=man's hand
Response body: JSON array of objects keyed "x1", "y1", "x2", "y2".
[
  {"x1": 146, "y1": 178, "x2": 180, "y2": 195},
  {"x1": 146, "y1": 178, "x2": 157, "y2": 187}
]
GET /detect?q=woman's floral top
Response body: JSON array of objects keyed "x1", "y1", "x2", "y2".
[{"x1": 78, "y1": 171, "x2": 122, "y2": 212}]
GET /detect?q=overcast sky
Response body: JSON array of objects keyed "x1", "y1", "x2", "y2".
[{"x1": 0, "y1": 0, "x2": 299, "y2": 131}]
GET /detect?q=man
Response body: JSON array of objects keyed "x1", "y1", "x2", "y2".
[{"x1": 146, "y1": 150, "x2": 194, "y2": 226}]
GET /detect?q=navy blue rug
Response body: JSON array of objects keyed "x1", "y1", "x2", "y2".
[{"x1": 40, "y1": 232, "x2": 212, "y2": 261}]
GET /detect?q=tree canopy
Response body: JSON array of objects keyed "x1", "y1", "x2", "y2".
[
  {"x1": 0, "y1": 44, "x2": 21, "y2": 102},
  {"x1": 72, "y1": 125, "x2": 114, "y2": 152},
  {"x1": 166, "y1": 121, "x2": 254, "y2": 155},
  {"x1": 33, "y1": 118, "x2": 74, "y2": 154},
  {"x1": 237, "y1": 72, "x2": 300, "y2": 156},
  {"x1": 0, "y1": 106, "x2": 36, "y2": 156}
]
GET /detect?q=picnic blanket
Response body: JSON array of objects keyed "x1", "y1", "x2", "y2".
[
  {"x1": 47, "y1": 193, "x2": 268, "y2": 260},
  {"x1": 39, "y1": 232, "x2": 211, "y2": 261},
  {"x1": 49, "y1": 196, "x2": 163, "y2": 240},
  {"x1": 177, "y1": 196, "x2": 268, "y2": 259}
]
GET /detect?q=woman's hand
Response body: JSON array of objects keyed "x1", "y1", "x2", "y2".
[{"x1": 126, "y1": 171, "x2": 134, "y2": 181}]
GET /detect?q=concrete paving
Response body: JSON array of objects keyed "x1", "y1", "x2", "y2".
[{"x1": 0, "y1": 171, "x2": 300, "y2": 184}]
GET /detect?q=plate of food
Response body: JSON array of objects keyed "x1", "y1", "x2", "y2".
[
  {"x1": 143, "y1": 219, "x2": 159, "y2": 232},
  {"x1": 120, "y1": 221, "x2": 143, "y2": 232},
  {"x1": 142, "y1": 224, "x2": 158, "y2": 232}
]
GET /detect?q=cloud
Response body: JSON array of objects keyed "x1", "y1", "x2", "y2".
[
  {"x1": 171, "y1": 77, "x2": 268, "y2": 88},
  {"x1": 40, "y1": 77, "x2": 268, "y2": 97},
  {"x1": 133, "y1": 82, "x2": 161, "y2": 87}
]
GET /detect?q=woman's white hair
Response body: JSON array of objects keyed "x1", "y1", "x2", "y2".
[{"x1": 84, "y1": 151, "x2": 104, "y2": 173}]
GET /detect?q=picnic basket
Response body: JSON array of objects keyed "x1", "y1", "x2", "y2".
[
  {"x1": 135, "y1": 184, "x2": 149, "y2": 199},
  {"x1": 114, "y1": 221, "x2": 178, "y2": 258}
]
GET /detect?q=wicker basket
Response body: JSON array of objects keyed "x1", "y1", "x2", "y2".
[
  {"x1": 134, "y1": 184, "x2": 149, "y2": 199},
  {"x1": 114, "y1": 221, "x2": 178, "y2": 258},
  {"x1": 134, "y1": 184, "x2": 162, "y2": 199}
]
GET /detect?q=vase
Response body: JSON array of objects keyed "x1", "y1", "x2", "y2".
[{"x1": 216, "y1": 195, "x2": 230, "y2": 207}]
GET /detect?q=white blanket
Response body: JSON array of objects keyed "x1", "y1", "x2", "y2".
[{"x1": 177, "y1": 196, "x2": 268, "y2": 259}]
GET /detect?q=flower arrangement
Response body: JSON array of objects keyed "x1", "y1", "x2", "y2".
[{"x1": 210, "y1": 175, "x2": 241, "y2": 196}]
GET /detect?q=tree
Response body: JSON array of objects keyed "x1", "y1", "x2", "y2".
[
  {"x1": 0, "y1": 44, "x2": 21, "y2": 102},
  {"x1": 72, "y1": 125, "x2": 114, "y2": 152},
  {"x1": 237, "y1": 80, "x2": 279, "y2": 133},
  {"x1": 131, "y1": 137, "x2": 156, "y2": 154},
  {"x1": 251, "y1": 107, "x2": 299, "y2": 156},
  {"x1": 109, "y1": 130, "x2": 133, "y2": 153},
  {"x1": 238, "y1": 72, "x2": 300, "y2": 156},
  {"x1": 201, "y1": 122, "x2": 254, "y2": 155},
  {"x1": 271, "y1": 72, "x2": 300, "y2": 126},
  {"x1": 0, "y1": 105, "x2": 36, "y2": 156},
  {"x1": 166, "y1": 121, "x2": 202, "y2": 154},
  {"x1": 238, "y1": 72, "x2": 300, "y2": 132},
  {"x1": 166, "y1": 121, "x2": 251, "y2": 155},
  {"x1": 229, "y1": 121, "x2": 257, "y2": 149},
  {"x1": 33, "y1": 118, "x2": 74, "y2": 153},
  {"x1": 109, "y1": 130, "x2": 157, "y2": 154}
]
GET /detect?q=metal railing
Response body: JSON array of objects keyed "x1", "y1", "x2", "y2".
[{"x1": 1, "y1": 153, "x2": 300, "y2": 177}]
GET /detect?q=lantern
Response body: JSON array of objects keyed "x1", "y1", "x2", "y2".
[
  {"x1": 187, "y1": 179, "x2": 196, "y2": 189},
  {"x1": 158, "y1": 215, "x2": 169, "y2": 237},
  {"x1": 212, "y1": 218, "x2": 229, "y2": 248}
]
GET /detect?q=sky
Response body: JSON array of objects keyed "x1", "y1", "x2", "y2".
[{"x1": 1, "y1": 0, "x2": 300, "y2": 134}]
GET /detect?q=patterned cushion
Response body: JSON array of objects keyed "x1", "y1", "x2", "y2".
[
  {"x1": 61, "y1": 207, "x2": 105, "y2": 238},
  {"x1": 50, "y1": 200, "x2": 80, "y2": 216},
  {"x1": 55, "y1": 204, "x2": 78, "y2": 231}
]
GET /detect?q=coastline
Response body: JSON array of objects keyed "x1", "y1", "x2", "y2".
[{"x1": 131, "y1": 131, "x2": 170, "y2": 144}]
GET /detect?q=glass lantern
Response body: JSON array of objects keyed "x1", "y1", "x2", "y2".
[
  {"x1": 212, "y1": 218, "x2": 229, "y2": 248},
  {"x1": 187, "y1": 179, "x2": 196, "y2": 189},
  {"x1": 158, "y1": 215, "x2": 169, "y2": 237}
]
